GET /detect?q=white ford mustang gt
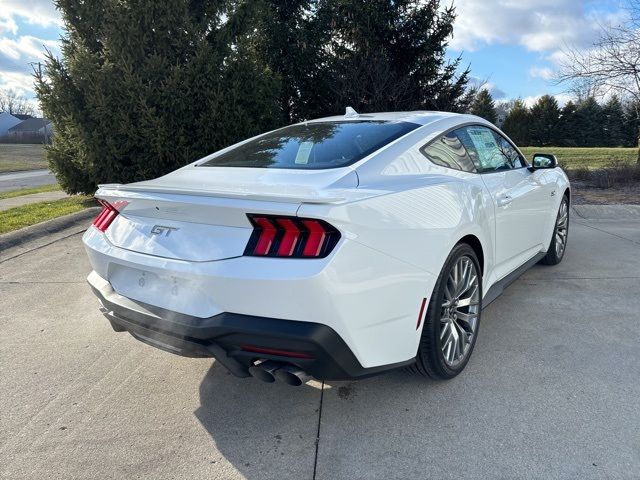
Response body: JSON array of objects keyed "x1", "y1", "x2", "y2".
[{"x1": 84, "y1": 110, "x2": 570, "y2": 385}]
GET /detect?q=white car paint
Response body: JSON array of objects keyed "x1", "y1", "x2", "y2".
[{"x1": 83, "y1": 111, "x2": 570, "y2": 371}]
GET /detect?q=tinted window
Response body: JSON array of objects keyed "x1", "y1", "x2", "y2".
[
  {"x1": 199, "y1": 121, "x2": 419, "y2": 169},
  {"x1": 455, "y1": 126, "x2": 526, "y2": 172},
  {"x1": 421, "y1": 132, "x2": 476, "y2": 172}
]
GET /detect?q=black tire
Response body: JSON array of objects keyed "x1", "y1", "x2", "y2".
[
  {"x1": 410, "y1": 243, "x2": 482, "y2": 380},
  {"x1": 539, "y1": 195, "x2": 569, "y2": 266}
]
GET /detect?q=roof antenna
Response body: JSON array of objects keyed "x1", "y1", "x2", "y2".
[{"x1": 344, "y1": 106, "x2": 359, "y2": 119}]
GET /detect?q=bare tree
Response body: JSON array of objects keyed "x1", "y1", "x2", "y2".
[
  {"x1": 556, "y1": 2, "x2": 640, "y2": 161},
  {"x1": 0, "y1": 89, "x2": 36, "y2": 116}
]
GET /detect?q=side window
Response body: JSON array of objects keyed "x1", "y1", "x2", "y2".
[
  {"x1": 455, "y1": 126, "x2": 526, "y2": 172},
  {"x1": 420, "y1": 131, "x2": 477, "y2": 173},
  {"x1": 492, "y1": 131, "x2": 526, "y2": 169}
]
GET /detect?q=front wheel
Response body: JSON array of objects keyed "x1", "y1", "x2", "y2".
[
  {"x1": 411, "y1": 243, "x2": 482, "y2": 380},
  {"x1": 540, "y1": 195, "x2": 569, "y2": 266}
]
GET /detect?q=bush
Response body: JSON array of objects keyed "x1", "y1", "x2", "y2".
[
  {"x1": 35, "y1": 1, "x2": 282, "y2": 194},
  {"x1": 572, "y1": 166, "x2": 591, "y2": 182},
  {"x1": 36, "y1": 0, "x2": 472, "y2": 194},
  {"x1": 566, "y1": 161, "x2": 640, "y2": 188}
]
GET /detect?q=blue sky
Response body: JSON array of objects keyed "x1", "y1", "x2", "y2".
[
  {"x1": 0, "y1": 0, "x2": 633, "y2": 112},
  {"x1": 446, "y1": 0, "x2": 631, "y2": 105}
]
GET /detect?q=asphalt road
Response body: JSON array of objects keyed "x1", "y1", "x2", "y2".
[
  {"x1": 1, "y1": 211, "x2": 639, "y2": 479},
  {"x1": 0, "y1": 169, "x2": 57, "y2": 192}
]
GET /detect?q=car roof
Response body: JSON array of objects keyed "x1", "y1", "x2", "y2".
[{"x1": 306, "y1": 110, "x2": 484, "y2": 127}]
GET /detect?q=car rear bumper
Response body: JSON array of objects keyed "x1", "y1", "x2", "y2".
[
  {"x1": 83, "y1": 226, "x2": 435, "y2": 370},
  {"x1": 88, "y1": 271, "x2": 414, "y2": 380}
]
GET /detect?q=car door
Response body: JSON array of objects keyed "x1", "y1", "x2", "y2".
[{"x1": 455, "y1": 125, "x2": 552, "y2": 282}]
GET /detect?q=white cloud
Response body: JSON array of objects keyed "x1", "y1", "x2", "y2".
[
  {"x1": 528, "y1": 66, "x2": 554, "y2": 81},
  {"x1": 0, "y1": 35, "x2": 60, "y2": 62},
  {"x1": 450, "y1": 0, "x2": 624, "y2": 54},
  {"x1": 486, "y1": 83, "x2": 506, "y2": 99},
  {"x1": 0, "y1": 15, "x2": 18, "y2": 35},
  {"x1": 467, "y1": 77, "x2": 508, "y2": 100},
  {"x1": 0, "y1": 1, "x2": 62, "y2": 100},
  {"x1": 0, "y1": 70, "x2": 35, "y2": 95},
  {"x1": 0, "y1": 0, "x2": 62, "y2": 28},
  {"x1": 521, "y1": 93, "x2": 573, "y2": 108}
]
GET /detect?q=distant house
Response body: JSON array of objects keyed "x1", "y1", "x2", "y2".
[
  {"x1": 6, "y1": 118, "x2": 53, "y2": 142},
  {"x1": 0, "y1": 112, "x2": 22, "y2": 136}
]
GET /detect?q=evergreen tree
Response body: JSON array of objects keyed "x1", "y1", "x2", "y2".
[
  {"x1": 37, "y1": 0, "x2": 473, "y2": 193},
  {"x1": 557, "y1": 101, "x2": 578, "y2": 147},
  {"x1": 501, "y1": 99, "x2": 530, "y2": 145},
  {"x1": 469, "y1": 89, "x2": 498, "y2": 124},
  {"x1": 602, "y1": 95, "x2": 626, "y2": 146},
  {"x1": 622, "y1": 100, "x2": 640, "y2": 148},
  {"x1": 253, "y1": 0, "x2": 329, "y2": 123},
  {"x1": 573, "y1": 97, "x2": 605, "y2": 147},
  {"x1": 309, "y1": 0, "x2": 471, "y2": 116},
  {"x1": 35, "y1": 0, "x2": 281, "y2": 194},
  {"x1": 529, "y1": 95, "x2": 560, "y2": 146}
]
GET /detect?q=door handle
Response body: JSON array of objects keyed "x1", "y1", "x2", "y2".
[{"x1": 496, "y1": 195, "x2": 513, "y2": 207}]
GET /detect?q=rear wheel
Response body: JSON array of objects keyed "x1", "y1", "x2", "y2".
[
  {"x1": 411, "y1": 243, "x2": 482, "y2": 379},
  {"x1": 540, "y1": 195, "x2": 569, "y2": 266}
]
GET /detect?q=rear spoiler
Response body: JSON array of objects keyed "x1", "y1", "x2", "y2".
[{"x1": 95, "y1": 183, "x2": 349, "y2": 205}]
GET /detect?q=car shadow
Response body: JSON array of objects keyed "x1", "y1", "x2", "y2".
[
  {"x1": 194, "y1": 362, "x2": 438, "y2": 479},
  {"x1": 194, "y1": 362, "x2": 324, "y2": 480}
]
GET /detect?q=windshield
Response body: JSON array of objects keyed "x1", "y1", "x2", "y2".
[{"x1": 199, "y1": 121, "x2": 420, "y2": 169}]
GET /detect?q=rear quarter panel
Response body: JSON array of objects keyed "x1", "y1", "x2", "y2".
[
  {"x1": 297, "y1": 147, "x2": 497, "y2": 363},
  {"x1": 300, "y1": 147, "x2": 496, "y2": 280}
]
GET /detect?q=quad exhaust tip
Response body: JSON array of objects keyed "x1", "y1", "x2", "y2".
[
  {"x1": 248, "y1": 360, "x2": 311, "y2": 386},
  {"x1": 274, "y1": 365, "x2": 311, "y2": 386},
  {"x1": 248, "y1": 360, "x2": 280, "y2": 383}
]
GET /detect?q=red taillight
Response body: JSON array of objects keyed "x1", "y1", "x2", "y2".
[
  {"x1": 253, "y1": 217, "x2": 278, "y2": 255},
  {"x1": 244, "y1": 214, "x2": 340, "y2": 258},
  {"x1": 301, "y1": 219, "x2": 326, "y2": 257},
  {"x1": 275, "y1": 218, "x2": 301, "y2": 256},
  {"x1": 92, "y1": 200, "x2": 128, "y2": 232}
]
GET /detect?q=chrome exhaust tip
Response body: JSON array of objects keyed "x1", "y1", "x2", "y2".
[
  {"x1": 274, "y1": 365, "x2": 312, "y2": 386},
  {"x1": 248, "y1": 360, "x2": 281, "y2": 383}
]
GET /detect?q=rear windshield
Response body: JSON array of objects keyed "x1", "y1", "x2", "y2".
[{"x1": 199, "y1": 121, "x2": 419, "y2": 169}]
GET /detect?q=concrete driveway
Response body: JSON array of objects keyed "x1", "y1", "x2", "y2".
[{"x1": 1, "y1": 210, "x2": 639, "y2": 479}]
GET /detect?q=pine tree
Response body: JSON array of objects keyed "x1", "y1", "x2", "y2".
[
  {"x1": 602, "y1": 95, "x2": 626, "y2": 147},
  {"x1": 573, "y1": 97, "x2": 605, "y2": 147},
  {"x1": 529, "y1": 95, "x2": 560, "y2": 146},
  {"x1": 501, "y1": 99, "x2": 530, "y2": 145},
  {"x1": 35, "y1": 0, "x2": 282, "y2": 194},
  {"x1": 264, "y1": 0, "x2": 468, "y2": 119},
  {"x1": 622, "y1": 100, "x2": 640, "y2": 148},
  {"x1": 557, "y1": 101, "x2": 578, "y2": 147},
  {"x1": 469, "y1": 89, "x2": 498, "y2": 124},
  {"x1": 253, "y1": 0, "x2": 328, "y2": 123}
]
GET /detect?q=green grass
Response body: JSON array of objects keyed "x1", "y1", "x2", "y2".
[
  {"x1": 520, "y1": 147, "x2": 638, "y2": 170},
  {"x1": 0, "y1": 184, "x2": 61, "y2": 200},
  {"x1": 0, "y1": 196, "x2": 96, "y2": 235},
  {"x1": 0, "y1": 144, "x2": 47, "y2": 173}
]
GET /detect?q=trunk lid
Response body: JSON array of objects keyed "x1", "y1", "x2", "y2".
[{"x1": 95, "y1": 167, "x2": 357, "y2": 262}]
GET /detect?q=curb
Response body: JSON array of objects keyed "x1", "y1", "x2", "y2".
[
  {"x1": 0, "y1": 168, "x2": 50, "y2": 175},
  {"x1": 0, "y1": 207, "x2": 100, "y2": 252},
  {"x1": 572, "y1": 204, "x2": 640, "y2": 220}
]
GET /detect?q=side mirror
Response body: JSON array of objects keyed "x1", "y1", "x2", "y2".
[{"x1": 529, "y1": 153, "x2": 558, "y2": 171}]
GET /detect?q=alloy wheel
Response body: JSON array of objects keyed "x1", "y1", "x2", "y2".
[
  {"x1": 440, "y1": 256, "x2": 480, "y2": 367},
  {"x1": 555, "y1": 199, "x2": 569, "y2": 258}
]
